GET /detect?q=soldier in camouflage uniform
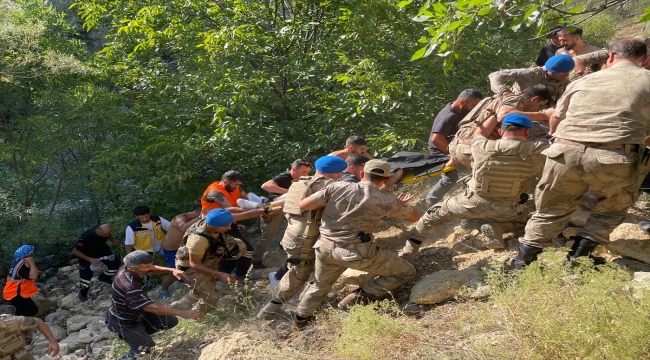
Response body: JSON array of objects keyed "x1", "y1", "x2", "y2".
[
  {"x1": 489, "y1": 54, "x2": 575, "y2": 107},
  {"x1": 170, "y1": 209, "x2": 245, "y2": 311},
  {"x1": 257, "y1": 156, "x2": 347, "y2": 319},
  {"x1": 449, "y1": 84, "x2": 552, "y2": 170},
  {"x1": 291, "y1": 160, "x2": 420, "y2": 329},
  {"x1": 400, "y1": 114, "x2": 548, "y2": 258},
  {"x1": 514, "y1": 38, "x2": 650, "y2": 269},
  {"x1": 0, "y1": 315, "x2": 59, "y2": 359}
]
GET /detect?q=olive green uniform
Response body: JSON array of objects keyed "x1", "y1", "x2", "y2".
[
  {"x1": 295, "y1": 181, "x2": 416, "y2": 319},
  {"x1": 0, "y1": 315, "x2": 38, "y2": 360},
  {"x1": 408, "y1": 136, "x2": 547, "y2": 248},
  {"x1": 170, "y1": 220, "x2": 246, "y2": 311},
  {"x1": 521, "y1": 61, "x2": 650, "y2": 248},
  {"x1": 489, "y1": 66, "x2": 569, "y2": 107}
]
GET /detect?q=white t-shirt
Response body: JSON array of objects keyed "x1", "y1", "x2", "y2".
[{"x1": 125, "y1": 217, "x2": 171, "y2": 252}]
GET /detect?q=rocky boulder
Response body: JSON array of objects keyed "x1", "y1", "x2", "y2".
[
  {"x1": 607, "y1": 223, "x2": 650, "y2": 264},
  {"x1": 410, "y1": 267, "x2": 485, "y2": 304},
  {"x1": 58, "y1": 293, "x2": 82, "y2": 310}
]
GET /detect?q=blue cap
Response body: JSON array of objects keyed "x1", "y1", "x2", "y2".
[
  {"x1": 14, "y1": 245, "x2": 35, "y2": 260},
  {"x1": 545, "y1": 54, "x2": 575, "y2": 73},
  {"x1": 205, "y1": 209, "x2": 235, "y2": 227},
  {"x1": 315, "y1": 156, "x2": 347, "y2": 174},
  {"x1": 502, "y1": 114, "x2": 534, "y2": 128}
]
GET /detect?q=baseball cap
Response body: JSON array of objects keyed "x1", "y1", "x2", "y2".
[{"x1": 363, "y1": 159, "x2": 391, "y2": 177}]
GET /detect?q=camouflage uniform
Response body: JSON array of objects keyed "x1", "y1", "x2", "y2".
[
  {"x1": 170, "y1": 220, "x2": 245, "y2": 311},
  {"x1": 488, "y1": 66, "x2": 569, "y2": 106},
  {"x1": 0, "y1": 315, "x2": 38, "y2": 360},
  {"x1": 449, "y1": 93, "x2": 527, "y2": 169},
  {"x1": 407, "y1": 136, "x2": 547, "y2": 250},
  {"x1": 295, "y1": 181, "x2": 416, "y2": 318},
  {"x1": 272, "y1": 175, "x2": 335, "y2": 303},
  {"x1": 521, "y1": 61, "x2": 650, "y2": 248}
]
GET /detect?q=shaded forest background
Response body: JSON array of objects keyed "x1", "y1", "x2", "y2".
[{"x1": 1, "y1": 0, "x2": 648, "y2": 271}]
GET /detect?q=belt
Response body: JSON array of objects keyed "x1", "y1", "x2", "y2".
[{"x1": 553, "y1": 138, "x2": 640, "y2": 152}]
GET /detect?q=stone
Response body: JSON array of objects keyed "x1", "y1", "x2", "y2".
[
  {"x1": 410, "y1": 267, "x2": 485, "y2": 305},
  {"x1": 77, "y1": 329, "x2": 94, "y2": 344},
  {"x1": 199, "y1": 332, "x2": 252, "y2": 360},
  {"x1": 607, "y1": 223, "x2": 650, "y2": 264},
  {"x1": 60, "y1": 332, "x2": 83, "y2": 352},
  {"x1": 66, "y1": 314, "x2": 93, "y2": 333},
  {"x1": 33, "y1": 293, "x2": 56, "y2": 317},
  {"x1": 261, "y1": 251, "x2": 286, "y2": 268},
  {"x1": 92, "y1": 347, "x2": 104, "y2": 357},
  {"x1": 75, "y1": 349, "x2": 86, "y2": 356},
  {"x1": 30, "y1": 340, "x2": 51, "y2": 356},
  {"x1": 58, "y1": 293, "x2": 82, "y2": 310},
  {"x1": 49, "y1": 325, "x2": 67, "y2": 341},
  {"x1": 0, "y1": 305, "x2": 15, "y2": 315}
]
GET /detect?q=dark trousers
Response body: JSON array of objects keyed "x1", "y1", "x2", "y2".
[
  {"x1": 106, "y1": 312, "x2": 178, "y2": 357},
  {"x1": 219, "y1": 225, "x2": 253, "y2": 276},
  {"x1": 10, "y1": 288, "x2": 38, "y2": 316},
  {"x1": 79, "y1": 255, "x2": 121, "y2": 290}
]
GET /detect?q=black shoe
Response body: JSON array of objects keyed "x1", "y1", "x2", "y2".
[
  {"x1": 78, "y1": 288, "x2": 89, "y2": 302},
  {"x1": 511, "y1": 244, "x2": 543, "y2": 270},
  {"x1": 252, "y1": 260, "x2": 266, "y2": 270},
  {"x1": 98, "y1": 273, "x2": 113, "y2": 285},
  {"x1": 567, "y1": 236, "x2": 599, "y2": 260}
]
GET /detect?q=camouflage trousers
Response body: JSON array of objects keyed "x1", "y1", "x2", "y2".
[
  {"x1": 521, "y1": 143, "x2": 647, "y2": 247},
  {"x1": 295, "y1": 239, "x2": 416, "y2": 318},
  {"x1": 411, "y1": 188, "x2": 529, "y2": 242},
  {"x1": 170, "y1": 258, "x2": 221, "y2": 312},
  {"x1": 448, "y1": 138, "x2": 473, "y2": 170},
  {"x1": 272, "y1": 229, "x2": 317, "y2": 303},
  {"x1": 253, "y1": 212, "x2": 286, "y2": 262}
]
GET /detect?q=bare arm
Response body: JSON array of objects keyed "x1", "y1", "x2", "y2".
[
  {"x1": 549, "y1": 112, "x2": 564, "y2": 135},
  {"x1": 36, "y1": 318, "x2": 60, "y2": 356},
  {"x1": 188, "y1": 253, "x2": 235, "y2": 284},
  {"x1": 473, "y1": 116, "x2": 499, "y2": 139},
  {"x1": 261, "y1": 180, "x2": 288, "y2": 195},
  {"x1": 142, "y1": 303, "x2": 203, "y2": 319},
  {"x1": 430, "y1": 133, "x2": 450, "y2": 154},
  {"x1": 497, "y1": 106, "x2": 549, "y2": 122},
  {"x1": 177, "y1": 216, "x2": 201, "y2": 234},
  {"x1": 125, "y1": 245, "x2": 134, "y2": 254},
  {"x1": 24, "y1": 258, "x2": 39, "y2": 280},
  {"x1": 405, "y1": 208, "x2": 421, "y2": 222}
]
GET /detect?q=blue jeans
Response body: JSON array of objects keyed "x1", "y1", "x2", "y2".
[
  {"x1": 425, "y1": 169, "x2": 458, "y2": 206},
  {"x1": 106, "y1": 312, "x2": 178, "y2": 357}
]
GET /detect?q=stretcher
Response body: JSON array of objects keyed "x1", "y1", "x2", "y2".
[{"x1": 381, "y1": 151, "x2": 456, "y2": 187}]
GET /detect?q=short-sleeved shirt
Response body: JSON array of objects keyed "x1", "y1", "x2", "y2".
[
  {"x1": 74, "y1": 225, "x2": 113, "y2": 258},
  {"x1": 488, "y1": 66, "x2": 569, "y2": 106},
  {"x1": 455, "y1": 94, "x2": 527, "y2": 140},
  {"x1": 428, "y1": 103, "x2": 464, "y2": 155},
  {"x1": 554, "y1": 61, "x2": 650, "y2": 145},
  {"x1": 310, "y1": 181, "x2": 413, "y2": 245},
  {"x1": 268, "y1": 172, "x2": 294, "y2": 196},
  {"x1": 106, "y1": 267, "x2": 153, "y2": 328},
  {"x1": 535, "y1": 43, "x2": 560, "y2": 67}
]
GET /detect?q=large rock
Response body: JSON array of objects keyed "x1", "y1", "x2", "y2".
[
  {"x1": 66, "y1": 314, "x2": 93, "y2": 334},
  {"x1": 58, "y1": 293, "x2": 82, "y2": 310},
  {"x1": 261, "y1": 251, "x2": 286, "y2": 268},
  {"x1": 49, "y1": 325, "x2": 67, "y2": 341},
  {"x1": 607, "y1": 223, "x2": 650, "y2": 264},
  {"x1": 199, "y1": 332, "x2": 252, "y2": 360},
  {"x1": 410, "y1": 267, "x2": 485, "y2": 305},
  {"x1": 33, "y1": 293, "x2": 56, "y2": 317},
  {"x1": 59, "y1": 332, "x2": 83, "y2": 352}
]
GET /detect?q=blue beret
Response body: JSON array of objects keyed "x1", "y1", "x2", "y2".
[
  {"x1": 14, "y1": 245, "x2": 35, "y2": 260},
  {"x1": 502, "y1": 114, "x2": 534, "y2": 128},
  {"x1": 315, "y1": 156, "x2": 347, "y2": 174},
  {"x1": 205, "y1": 209, "x2": 235, "y2": 227},
  {"x1": 545, "y1": 54, "x2": 575, "y2": 73}
]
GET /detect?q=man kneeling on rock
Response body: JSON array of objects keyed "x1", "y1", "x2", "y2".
[
  {"x1": 170, "y1": 209, "x2": 245, "y2": 311},
  {"x1": 292, "y1": 160, "x2": 420, "y2": 329},
  {"x1": 399, "y1": 114, "x2": 548, "y2": 260},
  {"x1": 106, "y1": 251, "x2": 202, "y2": 360}
]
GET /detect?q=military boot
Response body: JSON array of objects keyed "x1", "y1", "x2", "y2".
[
  {"x1": 567, "y1": 236, "x2": 605, "y2": 265},
  {"x1": 480, "y1": 222, "x2": 505, "y2": 249},
  {"x1": 511, "y1": 244, "x2": 543, "y2": 270},
  {"x1": 398, "y1": 239, "x2": 422, "y2": 263},
  {"x1": 338, "y1": 289, "x2": 375, "y2": 311},
  {"x1": 78, "y1": 287, "x2": 89, "y2": 302},
  {"x1": 257, "y1": 301, "x2": 286, "y2": 320},
  {"x1": 292, "y1": 312, "x2": 314, "y2": 330}
]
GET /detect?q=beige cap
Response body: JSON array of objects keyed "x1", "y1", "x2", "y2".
[
  {"x1": 632, "y1": 35, "x2": 650, "y2": 45},
  {"x1": 363, "y1": 159, "x2": 391, "y2": 177}
]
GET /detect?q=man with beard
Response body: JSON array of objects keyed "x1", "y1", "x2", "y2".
[
  {"x1": 556, "y1": 26, "x2": 601, "y2": 57},
  {"x1": 534, "y1": 25, "x2": 565, "y2": 67},
  {"x1": 425, "y1": 89, "x2": 484, "y2": 206},
  {"x1": 329, "y1": 136, "x2": 373, "y2": 160}
]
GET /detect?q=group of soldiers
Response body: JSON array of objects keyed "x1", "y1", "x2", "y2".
[{"x1": 2, "y1": 27, "x2": 649, "y2": 359}]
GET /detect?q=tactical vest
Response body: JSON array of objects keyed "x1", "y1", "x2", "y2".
[
  {"x1": 3, "y1": 259, "x2": 37, "y2": 301},
  {"x1": 127, "y1": 216, "x2": 166, "y2": 252},
  {"x1": 283, "y1": 175, "x2": 333, "y2": 221},
  {"x1": 469, "y1": 139, "x2": 536, "y2": 199},
  {"x1": 176, "y1": 220, "x2": 240, "y2": 265},
  {"x1": 0, "y1": 316, "x2": 34, "y2": 360}
]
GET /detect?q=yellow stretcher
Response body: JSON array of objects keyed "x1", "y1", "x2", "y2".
[{"x1": 396, "y1": 164, "x2": 456, "y2": 185}]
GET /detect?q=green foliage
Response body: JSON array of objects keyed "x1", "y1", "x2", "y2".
[
  {"x1": 473, "y1": 250, "x2": 650, "y2": 359},
  {"x1": 577, "y1": 13, "x2": 616, "y2": 48}
]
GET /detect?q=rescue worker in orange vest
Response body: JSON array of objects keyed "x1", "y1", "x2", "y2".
[
  {"x1": 201, "y1": 170, "x2": 257, "y2": 280},
  {"x1": 0, "y1": 314, "x2": 60, "y2": 359},
  {"x1": 3, "y1": 246, "x2": 39, "y2": 317}
]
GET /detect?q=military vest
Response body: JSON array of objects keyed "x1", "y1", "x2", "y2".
[
  {"x1": 176, "y1": 220, "x2": 242, "y2": 265},
  {"x1": 283, "y1": 175, "x2": 334, "y2": 220},
  {"x1": 0, "y1": 315, "x2": 34, "y2": 360},
  {"x1": 469, "y1": 139, "x2": 537, "y2": 199}
]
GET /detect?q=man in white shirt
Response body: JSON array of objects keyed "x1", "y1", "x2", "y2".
[{"x1": 125, "y1": 206, "x2": 171, "y2": 255}]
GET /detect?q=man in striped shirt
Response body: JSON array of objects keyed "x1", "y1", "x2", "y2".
[{"x1": 106, "y1": 251, "x2": 202, "y2": 359}]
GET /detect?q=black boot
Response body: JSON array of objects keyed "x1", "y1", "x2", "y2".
[
  {"x1": 511, "y1": 244, "x2": 543, "y2": 270},
  {"x1": 78, "y1": 287, "x2": 89, "y2": 302},
  {"x1": 567, "y1": 236, "x2": 599, "y2": 260}
]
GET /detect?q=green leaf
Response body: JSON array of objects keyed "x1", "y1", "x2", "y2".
[
  {"x1": 397, "y1": 0, "x2": 413, "y2": 8},
  {"x1": 410, "y1": 46, "x2": 427, "y2": 61}
]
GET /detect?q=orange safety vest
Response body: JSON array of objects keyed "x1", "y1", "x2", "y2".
[
  {"x1": 201, "y1": 182, "x2": 241, "y2": 216},
  {"x1": 3, "y1": 259, "x2": 38, "y2": 300}
]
